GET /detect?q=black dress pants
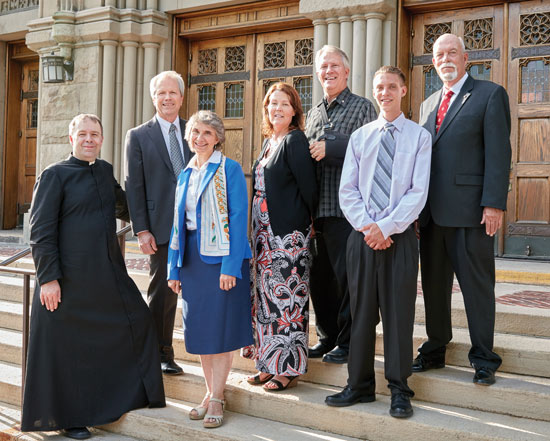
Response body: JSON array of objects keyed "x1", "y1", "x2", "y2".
[
  {"x1": 418, "y1": 220, "x2": 502, "y2": 371},
  {"x1": 346, "y1": 228, "x2": 417, "y2": 396},
  {"x1": 310, "y1": 216, "x2": 353, "y2": 350},
  {"x1": 148, "y1": 243, "x2": 178, "y2": 362}
]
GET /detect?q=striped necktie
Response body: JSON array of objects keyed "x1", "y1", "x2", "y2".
[
  {"x1": 169, "y1": 123, "x2": 185, "y2": 177},
  {"x1": 369, "y1": 123, "x2": 396, "y2": 212}
]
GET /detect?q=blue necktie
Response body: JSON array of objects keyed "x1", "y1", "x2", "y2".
[{"x1": 369, "y1": 123, "x2": 396, "y2": 212}]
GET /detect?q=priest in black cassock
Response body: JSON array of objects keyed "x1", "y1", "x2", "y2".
[{"x1": 21, "y1": 114, "x2": 165, "y2": 440}]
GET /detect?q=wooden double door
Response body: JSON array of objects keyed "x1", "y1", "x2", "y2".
[
  {"x1": 409, "y1": 1, "x2": 550, "y2": 258},
  {"x1": 2, "y1": 43, "x2": 38, "y2": 229},
  {"x1": 186, "y1": 28, "x2": 314, "y2": 188}
]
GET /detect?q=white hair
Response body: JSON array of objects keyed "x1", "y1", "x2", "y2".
[
  {"x1": 315, "y1": 45, "x2": 350, "y2": 72},
  {"x1": 149, "y1": 71, "x2": 185, "y2": 99}
]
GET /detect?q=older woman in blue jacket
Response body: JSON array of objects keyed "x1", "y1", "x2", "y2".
[{"x1": 168, "y1": 110, "x2": 252, "y2": 429}]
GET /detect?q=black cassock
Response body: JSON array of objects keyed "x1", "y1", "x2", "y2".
[{"x1": 21, "y1": 155, "x2": 165, "y2": 432}]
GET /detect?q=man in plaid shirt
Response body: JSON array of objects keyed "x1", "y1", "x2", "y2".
[{"x1": 305, "y1": 45, "x2": 377, "y2": 364}]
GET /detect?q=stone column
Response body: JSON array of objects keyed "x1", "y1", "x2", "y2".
[
  {"x1": 100, "y1": 40, "x2": 118, "y2": 165},
  {"x1": 125, "y1": 0, "x2": 137, "y2": 9},
  {"x1": 365, "y1": 13, "x2": 385, "y2": 102},
  {"x1": 339, "y1": 15, "x2": 352, "y2": 89},
  {"x1": 351, "y1": 14, "x2": 367, "y2": 97},
  {"x1": 326, "y1": 17, "x2": 340, "y2": 47},
  {"x1": 142, "y1": 42, "x2": 159, "y2": 121},
  {"x1": 121, "y1": 41, "x2": 139, "y2": 176},
  {"x1": 382, "y1": 15, "x2": 396, "y2": 66},
  {"x1": 146, "y1": 0, "x2": 157, "y2": 9},
  {"x1": 312, "y1": 18, "x2": 327, "y2": 105}
]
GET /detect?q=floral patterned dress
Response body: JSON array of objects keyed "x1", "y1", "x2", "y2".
[{"x1": 244, "y1": 161, "x2": 311, "y2": 376}]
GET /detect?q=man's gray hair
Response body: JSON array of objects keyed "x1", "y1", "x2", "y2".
[
  {"x1": 315, "y1": 45, "x2": 350, "y2": 71},
  {"x1": 69, "y1": 113, "x2": 103, "y2": 136},
  {"x1": 433, "y1": 33, "x2": 466, "y2": 54},
  {"x1": 150, "y1": 71, "x2": 185, "y2": 99},
  {"x1": 185, "y1": 110, "x2": 225, "y2": 151}
]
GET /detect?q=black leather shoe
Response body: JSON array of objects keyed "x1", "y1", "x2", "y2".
[
  {"x1": 61, "y1": 427, "x2": 91, "y2": 439},
  {"x1": 161, "y1": 360, "x2": 184, "y2": 375},
  {"x1": 325, "y1": 385, "x2": 375, "y2": 407},
  {"x1": 412, "y1": 354, "x2": 445, "y2": 372},
  {"x1": 322, "y1": 346, "x2": 348, "y2": 364},
  {"x1": 473, "y1": 366, "x2": 496, "y2": 386},
  {"x1": 309, "y1": 342, "x2": 333, "y2": 358},
  {"x1": 389, "y1": 393, "x2": 413, "y2": 418}
]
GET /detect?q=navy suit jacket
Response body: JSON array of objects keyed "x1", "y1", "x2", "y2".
[
  {"x1": 125, "y1": 117, "x2": 192, "y2": 244},
  {"x1": 418, "y1": 76, "x2": 511, "y2": 228}
]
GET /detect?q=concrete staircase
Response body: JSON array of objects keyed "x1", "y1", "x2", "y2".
[{"x1": 1, "y1": 253, "x2": 549, "y2": 440}]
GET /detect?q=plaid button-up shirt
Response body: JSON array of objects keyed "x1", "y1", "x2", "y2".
[{"x1": 305, "y1": 87, "x2": 377, "y2": 219}]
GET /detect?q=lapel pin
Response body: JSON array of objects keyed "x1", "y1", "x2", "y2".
[{"x1": 462, "y1": 93, "x2": 471, "y2": 105}]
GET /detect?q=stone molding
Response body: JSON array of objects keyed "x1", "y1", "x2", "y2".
[
  {"x1": 299, "y1": 0, "x2": 394, "y2": 20},
  {"x1": 26, "y1": 6, "x2": 169, "y2": 54}
]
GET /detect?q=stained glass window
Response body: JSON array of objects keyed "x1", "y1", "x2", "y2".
[
  {"x1": 520, "y1": 58, "x2": 550, "y2": 103},
  {"x1": 198, "y1": 85, "x2": 216, "y2": 111},
  {"x1": 225, "y1": 83, "x2": 244, "y2": 118}
]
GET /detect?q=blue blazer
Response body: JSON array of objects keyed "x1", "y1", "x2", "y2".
[{"x1": 167, "y1": 156, "x2": 252, "y2": 281}]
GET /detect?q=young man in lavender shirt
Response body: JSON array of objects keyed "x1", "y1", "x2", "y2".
[{"x1": 325, "y1": 66, "x2": 431, "y2": 418}]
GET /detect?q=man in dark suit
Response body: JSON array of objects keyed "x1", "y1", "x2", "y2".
[
  {"x1": 125, "y1": 71, "x2": 192, "y2": 375},
  {"x1": 414, "y1": 34, "x2": 511, "y2": 386}
]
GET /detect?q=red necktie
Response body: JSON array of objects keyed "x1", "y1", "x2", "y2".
[{"x1": 436, "y1": 89, "x2": 454, "y2": 133}]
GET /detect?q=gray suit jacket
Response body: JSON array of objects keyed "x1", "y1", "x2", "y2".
[
  {"x1": 419, "y1": 75, "x2": 511, "y2": 228},
  {"x1": 124, "y1": 117, "x2": 192, "y2": 245}
]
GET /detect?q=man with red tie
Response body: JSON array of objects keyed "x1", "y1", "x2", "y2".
[{"x1": 413, "y1": 33, "x2": 511, "y2": 386}]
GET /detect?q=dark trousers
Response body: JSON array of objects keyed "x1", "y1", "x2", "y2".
[
  {"x1": 347, "y1": 228, "x2": 417, "y2": 396},
  {"x1": 148, "y1": 243, "x2": 178, "y2": 362},
  {"x1": 310, "y1": 216, "x2": 352, "y2": 350},
  {"x1": 419, "y1": 220, "x2": 502, "y2": 371}
]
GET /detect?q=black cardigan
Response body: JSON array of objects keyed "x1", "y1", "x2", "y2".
[{"x1": 252, "y1": 130, "x2": 318, "y2": 238}]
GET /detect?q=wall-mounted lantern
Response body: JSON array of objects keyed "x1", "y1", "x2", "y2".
[{"x1": 42, "y1": 52, "x2": 74, "y2": 83}]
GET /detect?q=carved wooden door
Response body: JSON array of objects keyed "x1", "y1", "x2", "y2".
[
  {"x1": 18, "y1": 61, "x2": 38, "y2": 224},
  {"x1": 188, "y1": 28, "x2": 314, "y2": 192},
  {"x1": 505, "y1": 1, "x2": 550, "y2": 257},
  {"x1": 410, "y1": 6, "x2": 505, "y2": 122},
  {"x1": 410, "y1": 5, "x2": 550, "y2": 258},
  {"x1": 188, "y1": 35, "x2": 255, "y2": 180}
]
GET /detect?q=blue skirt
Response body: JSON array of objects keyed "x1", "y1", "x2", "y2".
[{"x1": 179, "y1": 229, "x2": 254, "y2": 354}]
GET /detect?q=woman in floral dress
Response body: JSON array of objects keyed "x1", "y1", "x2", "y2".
[{"x1": 245, "y1": 82, "x2": 318, "y2": 391}]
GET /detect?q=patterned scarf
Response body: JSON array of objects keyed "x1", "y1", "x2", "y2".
[{"x1": 200, "y1": 155, "x2": 230, "y2": 256}]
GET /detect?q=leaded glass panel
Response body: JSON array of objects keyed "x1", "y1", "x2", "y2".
[
  {"x1": 225, "y1": 83, "x2": 244, "y2": 118},
  {"x1": 264, "y1": 79, "x2": 284, "y2": 96},
  {"x1": 294, "y1": 77, "x2": 313, "y2": 114},
  {"x1": 467, "y1": 62, "x2": 492, "y2": 81},
  {"x1": 520, "y1": 58, "x2": 550, "y2": 103},
  {"x1": 27, "y1": 99, "x2": 38, "y2": 129},
  {"x1": 198, "y1": 85, "x2": 216, "y2": 111},
  {"x1": 423, "y1": 65, "x2": 442, "y2": 100}
]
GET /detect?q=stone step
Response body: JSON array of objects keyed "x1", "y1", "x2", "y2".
[
  {"x1": 160, "y1": 363, "x2": 550, "y2": 441},
  {"x1": 170, "y1": 336, "x2": 550, "y2": 423},
  {"x1": 0, "y1": 401, "x2": 147, "y2": 441},
  {"x1": 3, "y1": 359, "x2": 549, "y2": 441},
  {"x1": 1, "y1": 302, "x2": 548, "y2": 379},
  {"x1": 101, "y1": 399, "x2": 361, "y2": 441}
]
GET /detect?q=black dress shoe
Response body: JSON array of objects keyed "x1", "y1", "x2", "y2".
[
  {"x1": 322, "y1": 346, "x2": 348, "y2": 364},
  {"x1": 473, "y1": 366, "x2": 496, "y2": 385},
  {"x1": 309, "y1": 342, "x2": 334, "y2": 358},
  {"x1": 325, "y1": 385, "x2": 375, "y2": 407},
  {"x1": 161, "y1": 360, "x2": 184, "y2": 375},
  {"x1": 61, "y1": 427, "x2": 91, "y2": 439},
  {"x1": 389, "y1": 393, "x2": 413, "y2": 418},
  {"x1": 412, "y1": 354, "x2": 445, "y2": 372}
]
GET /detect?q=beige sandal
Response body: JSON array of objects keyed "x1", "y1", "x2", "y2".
[
  {"x1": 203, "y1": 397, "x2": 225, "y2": 428},
  {"x1": 189, "y1": 394, "x2": 210, "y2": 420}
]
